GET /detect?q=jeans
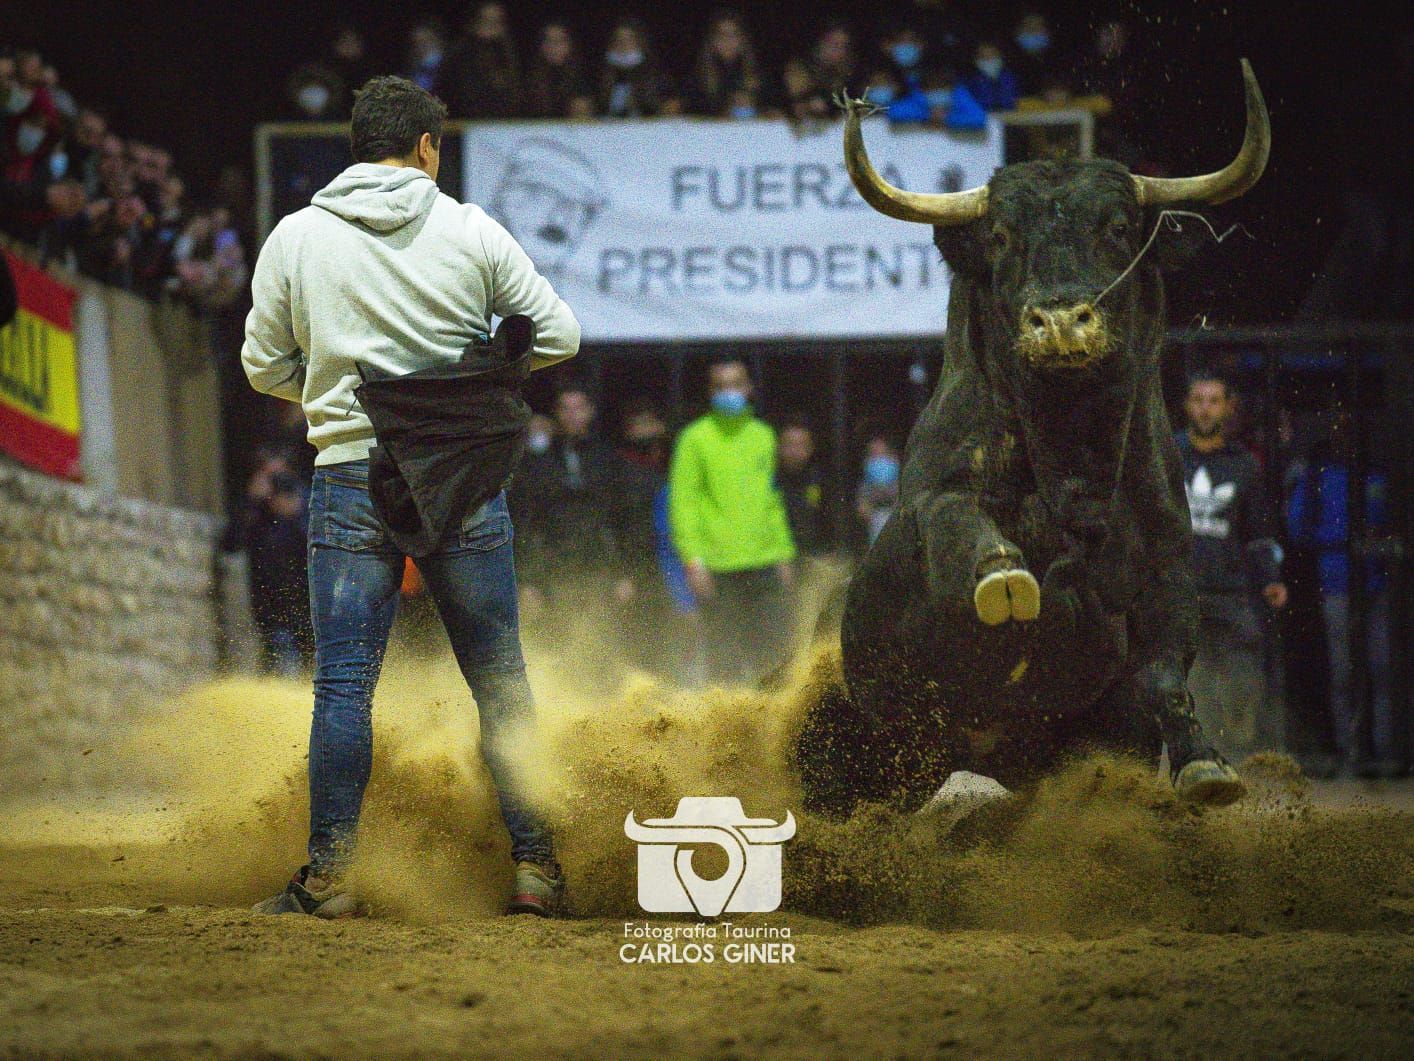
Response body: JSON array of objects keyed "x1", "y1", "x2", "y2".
[
  {"x1": 1322, "y1": 592, "x2": 1393, "y2": 761},
  {"x1": 305, "y1": 459, "x2": 554, "y2": 873},
  {"x1": 1189, "y1": 594, "x2": 1269, "y2": 763}
]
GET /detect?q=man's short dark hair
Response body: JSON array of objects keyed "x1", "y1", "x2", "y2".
[
  {"x1": 350, "y1": 76, "x2": 447, "y2": 164},
  {"x1": 1187, "y1": 370, "x2": 1232, "y2": 398}
]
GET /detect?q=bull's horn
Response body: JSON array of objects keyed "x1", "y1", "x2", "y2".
[
  {"x1": 1133, "y1": 59, "x2": 1271, "y2": 207},
  {"x1": 840, "y1": 93, "x2": 989, "y2": 226}
]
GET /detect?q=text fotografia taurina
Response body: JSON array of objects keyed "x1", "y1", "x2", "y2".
[{"x1": 619, "y1": 922, "x2": 796, "y2": 964}]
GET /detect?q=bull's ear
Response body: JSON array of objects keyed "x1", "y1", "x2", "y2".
[
  {"x1": 1147, "y1": 208, "x2": 1213, "y2": 271},
  {"x1": 932, "y1": 221, "x2": 989, "y2": 276}
]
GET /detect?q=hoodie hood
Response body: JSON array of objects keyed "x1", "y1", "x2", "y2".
[{"x1": 312, "y1": 163, "x2": 440, "y2": 233}]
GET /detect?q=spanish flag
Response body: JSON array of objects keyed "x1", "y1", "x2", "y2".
[{"x1": 0, "y1": 251, "x2": 80, "y2": 480}]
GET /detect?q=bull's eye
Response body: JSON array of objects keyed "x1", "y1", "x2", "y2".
[
  {"x1": 990, "y1": 224, "x2": 1011, "y2": 252},
  {"x1": 1106, "y1": 217, "x2": 1131, "y2": 243}
]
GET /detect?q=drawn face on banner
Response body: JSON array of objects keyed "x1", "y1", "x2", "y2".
[{"x1": 489, "y1": 138, "x2": 607, "y2": 276}]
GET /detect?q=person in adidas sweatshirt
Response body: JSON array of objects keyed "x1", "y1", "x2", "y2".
[
  {"x1": 1175, "y1": 372, "x2": 1287, "y2": 764},
  {"x1": 243, "y1": 76, "x2": 578, "y2": 918}
]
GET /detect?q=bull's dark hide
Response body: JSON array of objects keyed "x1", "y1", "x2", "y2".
[{"x1": 798, "y1": 160, "x2": 1220, "y2": 816}]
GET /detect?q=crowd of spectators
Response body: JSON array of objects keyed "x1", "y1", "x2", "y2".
[
  {"x1": 5, "y1": 7, "x2": 1146, "y2": 303},
  {"x1": 1, "y1": 45, "x2": 248, "y2": 307},
  {"x1": 281, "y1": 6, "x2": 1130, "y2": 134}
]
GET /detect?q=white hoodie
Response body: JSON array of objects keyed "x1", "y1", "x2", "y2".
[{"x1": 241, "y1": 163, "x2": 580, "y2": 466}]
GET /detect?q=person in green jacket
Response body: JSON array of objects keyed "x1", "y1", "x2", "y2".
[{"x1": 669, "y1": 360, "x2": 797, "y2": 685}]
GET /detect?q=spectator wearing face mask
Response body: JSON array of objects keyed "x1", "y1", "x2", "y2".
[
  {"x1": 286, "y1": 63, "x2": 347, "y2": 121},
  {"x1": 404, "y1": 19, "x2": 448, "y2": 93},
  {"x1": 964, "y1": 41, "x2": 1020, "y2": 113},
  {"x1": 919, "y1": 64, "x2": 987, "y2": 131},
  {"x1": 526, "y1": 21, "x2": 594, "y2": 119},
  {"x1": 3, "y1": 49, "x2": 65, "y2": 235},
  {"x1": 861, "y1": 65, "x2": 930, "y2": 125},
  {"x1": 879, "y1": 23, "x2": 927, "y2": 90},
  {"x1": 669, "y1": 360, "x2": 796, "y2": 687},
  {"x1": 688, "y1": 11, "x2": 763, "y2": 118},
  {"x1": 856, "y1": 435, "x2": 900, "y2": 546},
  {"x1": 440, "y1": 2, "x2": 523, "y2": 119},
  {"x1": 1010, "y1": 11, "x2": 1059, "y2": 96},
  {"x1": 599, "y1": 18, "x2": 680, "y2": 118}
]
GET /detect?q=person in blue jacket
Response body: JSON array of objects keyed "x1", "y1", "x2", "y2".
[
  {"x1": 963, "y1": 40, "x2": 1020, "y2": 112},
  {"x1": 1286, "y1": 419, "x2": 1393, "y2": 772}
]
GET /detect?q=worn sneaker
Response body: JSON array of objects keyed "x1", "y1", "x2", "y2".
[
  {"x1": 508, "y1": 861, "x2": 565, "y2": 917},
  {"x1": 252, "y1": 866, "x2": 363, "y2": 919}
]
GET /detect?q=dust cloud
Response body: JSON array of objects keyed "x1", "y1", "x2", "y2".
[{"x1": 1, "y1": 636, "x2": 1410, "y2": 937}]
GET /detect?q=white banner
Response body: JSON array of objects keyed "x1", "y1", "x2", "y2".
[{"x1": 462, "y1": 118, "x2": 1002, "y2": 342}]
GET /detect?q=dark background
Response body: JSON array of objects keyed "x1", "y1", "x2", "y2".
[{"x1": 8, "y1": 0, "x2": 1409, "y2": 325}]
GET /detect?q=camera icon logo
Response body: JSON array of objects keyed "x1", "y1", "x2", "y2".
[{"x1": 624, "y1": 797, "x2": 797, "y2": 916}]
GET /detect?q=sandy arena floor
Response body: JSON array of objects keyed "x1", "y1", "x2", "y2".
[{"x1": 1, "y1": 651, "x2": 1411, "y2": 1059}]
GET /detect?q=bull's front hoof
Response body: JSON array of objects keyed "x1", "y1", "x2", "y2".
[
  {"x1": 974, "y1": 568, "x2": 1041, "y2": 626},
  {"x1": 1173, "y1": 759, "x2": 1246, "y2": 807}
]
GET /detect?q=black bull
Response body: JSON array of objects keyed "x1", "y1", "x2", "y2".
[{"x1": 796, "y1": 63, "x2": 1272, "y2": 815}]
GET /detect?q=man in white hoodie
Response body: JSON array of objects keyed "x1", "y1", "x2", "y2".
[{"x1": 243, "y1": 76, "x2": 580, "y2": 918}]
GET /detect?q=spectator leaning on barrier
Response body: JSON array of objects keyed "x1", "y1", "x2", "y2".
[
  {"x1": 919, "y1": 64, "x2": 987, "y2": 131},
  {"x1": 286, "y1": 63, "x2": 347, "y2": 122},
  {"x1": 1009, "y1": 10, "x2": 1061, "y2": 96},
  {"x1": 242, "y1": 75, "x2": 580, "y2": 919},
  {"x1": 404, "y1": 19, "x2": 447, "y2": 93},
  {"x1": 964, "y1": 40, "x2": 1021, "y2": 113},
  {"x1": 326, "y1": 22, "x2": 373, "y2": 112},
  {"x1": 687, "y1": 11, "x2": 763, "y2": 118},
  {"x1": 669, "y1": 360, "x2": 796, "y2": 686},
  {"x1": 598, "y1": 18, "x2": 680, "y2": 118},
  {"x1": 1176, "y1": 373, "x2": 1288, "y2": 763},
  {"x1": 878, "y1": 22, "x2": 927, "y2": 91},
  {"x1": 782, "y1": 21, "x2": 857, "y2": 124},
  {"x1": 525, "y1": 21, "x2": 594, "y2": 119},
  {"x1": 440, "y1": 2, "x2": 523, "y2": 120},
  {"x1": 861, "y1": 63, "x2": 930, "y2": 125}
]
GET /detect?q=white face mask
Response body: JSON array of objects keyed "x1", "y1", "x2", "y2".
[
  {"x1": 976, "y1": 57, "x2": 1005, "y2": 80},
  {"x1": 15, "y1": 121, "x2": 46, "y2": 155},
  {"x1": 607, "y1": 49, "x2": 644, "y2": 70},
  {"x1": 296, "y1": 84, "x2": 331, "y2": 115},
  {"x1": 6, "y1": 85, "x2": 34, "y2": 115}
]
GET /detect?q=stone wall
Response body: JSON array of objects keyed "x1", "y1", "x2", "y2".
[{"x1": 0, "y1": 461, "x2": 220, "y2": 790}]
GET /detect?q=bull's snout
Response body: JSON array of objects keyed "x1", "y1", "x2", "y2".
[{"x1": 1017, "y1": 302, "x2": 1109, "y2": 368}]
